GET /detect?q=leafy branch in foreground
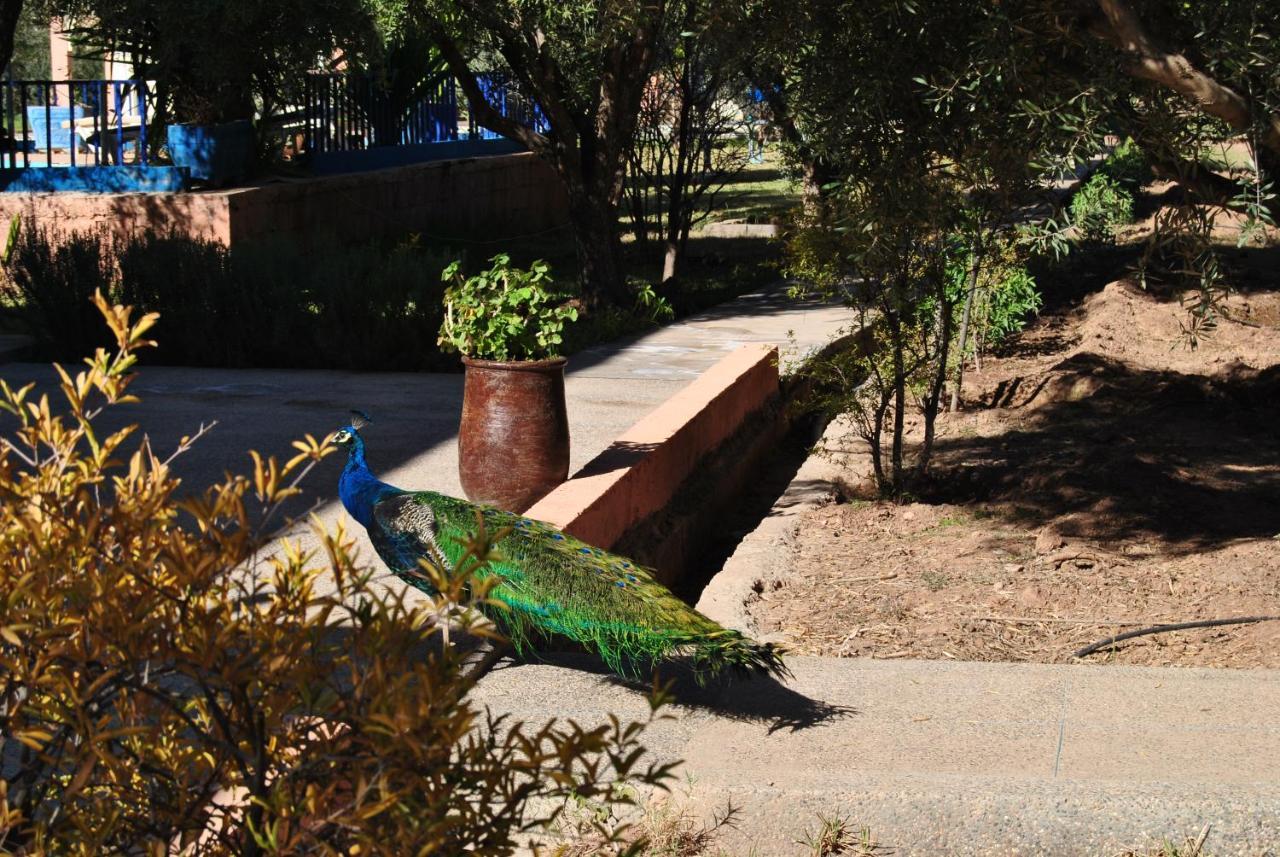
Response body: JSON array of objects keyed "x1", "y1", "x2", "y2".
[{"x1": 0, "y1": 294, "x2": 672, "y2": 854}]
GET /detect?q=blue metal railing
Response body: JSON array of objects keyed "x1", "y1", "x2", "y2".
[
  {"x1": 1, "y1": 77, "x2": 149, "y2": 170},
  {"x1": 471, "y1": 73, "x2": 549, "y2": 139},
  {"x1": 304, "y1": 72, "x2": 459, "y2": 153},
  {"x1": 303, "y1": 71, "x2": 549, "y2": 154}
]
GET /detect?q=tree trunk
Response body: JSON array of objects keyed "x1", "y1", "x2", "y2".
[
  {"x1": 800, "y1": 158, "x2": 836, "y2": 217},
  {"x1": 0, "y1": 0, "x2": 23, "y2": 76},
  {"x1": 949, "y1": 256, "x2": 982, "y2": 413},
  {"x1": 888, "y1": 312, "x2": 906, "y2": 499},
  {"x1": 916, "y1": 281, "x2": 955, "y2": 481},
  {"x1": 566, "y1": 188, "x2": 629, "y2": 308},
  {"x1": 661, "y1": 240, "x2": 679, "y2": 283}
]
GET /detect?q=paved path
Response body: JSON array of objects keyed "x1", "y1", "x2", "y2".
[
  {"x1": 0, "y1": 285, "x2": 850, "y2": 575},
  {"x1": 472, "y1": 655, "x2": 1280, "y2": 856}
]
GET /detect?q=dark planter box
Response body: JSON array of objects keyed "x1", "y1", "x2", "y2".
[{"x1": 166, "y1": 119, "x2": 253, "y2": 186}]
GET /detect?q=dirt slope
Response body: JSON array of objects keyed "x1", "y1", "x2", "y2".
[{"x1": 751, "y1": 278, "x2": 1280, "y2": 667}]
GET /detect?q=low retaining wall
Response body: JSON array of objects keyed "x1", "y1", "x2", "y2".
[
  {"x1": 526, "y1": 343, "x2": 780, "y2": 581},
  {"x1": 310, "y1": 138, "x2": 523, "y2": 176},
  {"x1": 0, "y1": 151, "x2": 569, "y2": 247}
]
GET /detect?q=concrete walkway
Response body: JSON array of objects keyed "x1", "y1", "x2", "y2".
[
  {"x1": 0, "y1": 285, "x2": 849, "y2": 573},
  {"x1": 472, "y1": 655, "x2": 1280, "y2": 856}
]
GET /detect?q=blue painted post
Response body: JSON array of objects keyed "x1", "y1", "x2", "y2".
[
  {"x1": 303, "y1": 75, "x2": 311, "y2": 155},
  {"x1": 43, "y1": 82, "x2": 51, "y2": 166},
  {"x1": 4, "y1": 72, "x2": 14, "y2": 170},
  {"x1": 113, "y1": 82, "x2": 123, "y2": 165},
  {"x1": 19, "y1": 82, "x2": 29, "y2": 169},
  {"x1": 68, "y1": 82, "x2": 75, "y2": 167},
  {"x1": 138, "y1": 84, "x2": 147, "y2": 165},
  {"x1": 96, "y1": 82, "x2": 104, "y2": 166}
]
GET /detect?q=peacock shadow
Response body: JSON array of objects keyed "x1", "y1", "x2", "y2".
[{"x1": 502, "y1": 649, "x2": 856, "y2": 734}]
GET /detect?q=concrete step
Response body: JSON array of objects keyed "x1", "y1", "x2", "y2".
[{"x1": 470, "y1": 654, "x2": 1280, "y2": 856}]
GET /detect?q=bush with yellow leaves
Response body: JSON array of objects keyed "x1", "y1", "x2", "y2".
[{"x1": 0, "y1": 295, "x2": 674, "y2": 855}]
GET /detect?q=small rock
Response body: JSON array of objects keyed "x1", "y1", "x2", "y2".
[
  {"x1": 1017, "y1": 586, "x2": 1048, "y2": 609},
  {"x1": 1004, "y1": 563, "x2": 1025, "y2": 573},
  {"x1": 1035, "y1": 527, "x2": 1065, "y2": 555},
  {"x1": 903, "y1": 510, "x2": 916, "y2": 521}
]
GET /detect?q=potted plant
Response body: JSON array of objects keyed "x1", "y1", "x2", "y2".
[
  {"x1": 164, "y1": 85, "x2": 256, "y2": 187},
  {"x1": 439, "y1": 254, "x2": 579, "y2": 512}
]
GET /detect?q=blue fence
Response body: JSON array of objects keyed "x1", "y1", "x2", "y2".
[
  {"x1": 303, "y1": 71, "x2": 549, "y2": 155},
  {"x1": 473, "y1": 73, "x2": 549, "y2": 140},
  {"x1": 304, "y1": 73, "x2": 459, "y2": 153},
  {"x1": 1, "y1": 77, "x2": 149, "y2": 169}
]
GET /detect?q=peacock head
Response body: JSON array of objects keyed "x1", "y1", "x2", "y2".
[{"x1": 331, "y1": 410, "x2": 373, "y2": 453}]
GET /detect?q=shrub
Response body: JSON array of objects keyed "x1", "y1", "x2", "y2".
[
  {"x1": 1070, "y1": 173, "x2": 1135, "y2": 242},
  {"x1": 1099, "y1": 138, "x2": 1152, "y2": 189},
  {"x1": 438, "y1": 254, "x2": 579, "y2": 361},
  {"x1": 0, "y1": 296, "x2": 673, "y2": 853},
  {"x1": 3, "y1": 226, "x2": 115, "y2": 359},
  {"x1": 4, "y1": 229, "x2": 458, "y2": 371},
  {"x1": 944, "y1": 239, "x2": 1042, "y2": 354}
]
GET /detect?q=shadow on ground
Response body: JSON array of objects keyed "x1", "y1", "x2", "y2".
[
  {"x1": 922, "y1": 354, "x2": 1280, "y2": 551},
  {"x1": 507, "y1": 650, "x2": 855, "y2": 734}
]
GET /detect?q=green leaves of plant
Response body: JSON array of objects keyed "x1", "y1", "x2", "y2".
[{"x1": 438, "y1": 254, "x2": 579, "y2": 361}]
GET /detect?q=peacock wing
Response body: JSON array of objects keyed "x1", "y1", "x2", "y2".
[
  {"x1": 369, "y1": 491, "x2": 450, "y2": 595},
  {"x1": 412, "y1": 493, "x2": 734, "y2": 671}
]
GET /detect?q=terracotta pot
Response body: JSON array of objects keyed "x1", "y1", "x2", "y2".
[{"x1": 458, "y1": 356, "x2": 570, "y2": 512}]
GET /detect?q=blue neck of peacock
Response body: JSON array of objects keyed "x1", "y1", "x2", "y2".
[{"x1": 338, "y1": 440, "x2": 395, "y2": 528}]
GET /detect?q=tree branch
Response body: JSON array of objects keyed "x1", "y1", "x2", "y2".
[
  {"x1": 1089, "y1": 0, "x2": 1280, "y2": 157},
  {"x1": 429, "y1": 30, "x2": 550, "y2": 155}
]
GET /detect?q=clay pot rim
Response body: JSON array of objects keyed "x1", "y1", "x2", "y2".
[{"x1": 462, "y1": 356, "x2": 568, "y2": 372}]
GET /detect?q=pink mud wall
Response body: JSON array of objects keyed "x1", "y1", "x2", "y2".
[{"x1": 0, "y1": 152, "x2": 569, "y2": 247}]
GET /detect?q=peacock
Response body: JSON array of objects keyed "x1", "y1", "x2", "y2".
[{"x1": 331, "y1": 412, "x2": 788, "y2": 684}]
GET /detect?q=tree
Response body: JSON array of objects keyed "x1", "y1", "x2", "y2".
[
  {"x1": 42, "y1": 0, "x2": 371, "y2": 123},
  {"x1": 622, "y1": 1, "x2": 750, "y2": 283},
  {"x1": 419, "y1": 0, "x2": 673, "y2": 307},
  {"x1": 1064, "y1": 0, "x2": 1280, "y2": 222},
  {"x1": 782, "y1": 0, "x2": 1090, "y2": 497},
  {"x1": 0, "y1": 0, "x2": 25, "y2": 79},
  {"x1": 739, "y1": 0, "x2": 883, "y2": 219}
]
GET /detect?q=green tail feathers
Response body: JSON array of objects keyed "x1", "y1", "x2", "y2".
[
  {"x1": 683, "y1": 629, "x2": 792, "y2": 683},
  {"x1": 483, "y1": 586, "x2": 791, "y2": 685},
  {"x1": 362, "y1": 482, "x2": 791, "y2": 684}
]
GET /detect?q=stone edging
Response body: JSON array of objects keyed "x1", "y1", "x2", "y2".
[{"x1": 526, "y1": 342, "x2": 780, "y2": 552}]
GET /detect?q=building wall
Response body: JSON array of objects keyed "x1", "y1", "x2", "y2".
[{"x1": 0, "y1": 152, "x2": 569, "y2": 248}]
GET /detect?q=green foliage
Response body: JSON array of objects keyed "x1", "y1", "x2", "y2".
[
  {"x1": 633, "y1": 282, "x2": 676, "y2": 324},
  {"x1": 1099, "y1": 138, "x2": 1153, "y2": 189},
  {"x1": 46, "y1": 0, "x2": 373, "y2": 123},
  {"x1": 944, "y1": 240, "x2": 1041, "y2": 350},
  {"x1": 439, "y1": 253, "x2": 580, "y2": 362},
  {"x1": 1070, "y1": 173, "x2": 1135, "y2": 242},
  {"x1": 2, "y1": 229, "x2": 456, "y2": 370},
  {"x1": 0, "y1": 297, "x2": 674, "y2": 853},
  {"x1": 561, "y1": 280, "x2": 677, "y2": 354}
]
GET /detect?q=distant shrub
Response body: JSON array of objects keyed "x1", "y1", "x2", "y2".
[
  {"x1": 1070, "y1": 173, "x2": 1135, "y2": 242},
  {"x1": 1099, "y1": 138, "x2": 1152, "y2": 189},
  {"x1": 0, "y1": 296, "x2": 672, "y2": 853},
  {"x1": 3, "y1": 229, "x2": 458, "y2": 371},
  {"x1": 4, "y1": 226, "x2": 115, "y2": 358}
]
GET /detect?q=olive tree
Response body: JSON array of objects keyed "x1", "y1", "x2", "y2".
[
  {"x1": 419, "y1": 0, "x2": 674, "y2": 307},
  {"x1": 780, "y1": 0, "x2": 1092, "y2": 497}
]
